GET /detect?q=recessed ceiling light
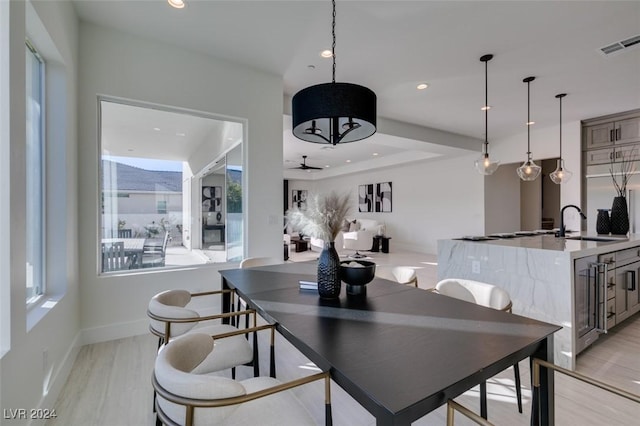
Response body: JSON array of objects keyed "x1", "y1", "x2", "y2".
[
  {"x1": 417, "y1": 83, "x2": 429, "y2": 90},
  {"x1": 372, "y1": 152, "x2": 379, "y2": 156},
  {"x1": 527, "y1": 121, "x2": 535, "y2": 126},
  {"x1": 168, "y1": 0, "x2": 185, "y2": 9},
  {"x1": 345, "y1": 159, "x2": 351, "y2": 163},
  {"x1": 481, "y1": 105, "x2": 491, "y2": 111},
  {"x1": 325, "y1": 165, "x2": 330, "y2": 168},
  {"x1": 307, "y1": 65, "x2": 316, "y2": 70},
  {"x1": 176, "y1": 132, "x2": 186, "y2": 137},
  {"x1": 153, "y1": 127, "x2": 161, "y2": 131},
  {"x1": 320, "y1": 50, "x2": 333, "y2": 58}
]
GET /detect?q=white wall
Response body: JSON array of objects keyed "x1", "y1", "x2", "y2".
[
  {"x1": 288, "y1": 121, "x2": 582, "y2": 252},
  {"x1": 484, "y1": 163, "x2": 522, "y2": 233},
  {"x1": 491, "y1": 121, "x2": 582, "y2": 231},
  {"x1": 1, "y1": 0, "x2": 79, "y2": 422},
  {"x1": 77, "y1": 23, "x2": 283, "y2": 343},
  {"x1": 541, "y1": 158, "x2": 561, "y2": 228},
  {"x1": 290, "y1": 154, "x2": 485, "y2": 254},
  {"x1": 520, "y1": 175, "x2": 542, "y2": 230}
]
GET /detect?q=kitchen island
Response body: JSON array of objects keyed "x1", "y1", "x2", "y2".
[{"x1": 438, "y1": 233, "x2": 640, "y2": 370}]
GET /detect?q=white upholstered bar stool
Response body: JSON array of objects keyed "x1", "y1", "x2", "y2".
[
  {"x1": 148, "y1": 290, "x2": 256, "y2": 376},
  {"x1": 434, "y1": 278, "x2": 523, "y2": 420},
  {"x1": 238, "y1": 257, "x2": 284, "y2": 320},
  {"x1": 148, "y1": 289, "x2": 257, "y2": 423},
  {"x1": 376, "y1": 266, "x2": 418, "y2": 287},
  {"x1": 153, "y1": 332, "x2": 332, "y2": 426}
]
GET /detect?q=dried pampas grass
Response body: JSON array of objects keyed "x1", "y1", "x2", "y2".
[{"x1": 286, "y1": 191, "x2": 351, "y2": 242}]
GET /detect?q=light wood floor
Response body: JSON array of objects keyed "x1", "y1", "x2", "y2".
[{"x1": 47, "y1": 251, "x2": 640, "y2": 425}]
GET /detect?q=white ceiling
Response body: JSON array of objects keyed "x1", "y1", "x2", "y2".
[{"x1": 74, "y1": 0, "x2": 640, "y2": 178}]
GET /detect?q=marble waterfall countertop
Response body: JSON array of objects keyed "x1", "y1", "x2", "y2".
[
  {"x1": 453, "y1": 232, "x2": 640, "y2": 257},
  {"x1": 437, "y1": 233, "x2": 640, "y2": 370}
]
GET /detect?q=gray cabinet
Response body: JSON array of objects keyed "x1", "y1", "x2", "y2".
[
  {"x1": 584, "y1": 122, "x2": 616, "y2": 149},
  {"x1": 617, "y1": 116, "x2": 640, "y2": 145},
  {"x1": 583, "y1": 114, "x2": 640, "y2": 149},
  {"x1": 599, "y1": 252, "x2": 617, "y2": 330},
  {"x1": 613, "y1": 247, "x2": 640, "y2": 323},
  {"x1": 584, "y1": 144, "x2": 639, "y2": 166},
  {"x1": 592, "y1": 247, "x2": 640, "y2": 331},
  {"x1": 583, "y1": 111, "x2": 640, "y2": 165}
]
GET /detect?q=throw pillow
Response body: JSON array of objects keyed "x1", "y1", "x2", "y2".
[
  {"x1": 341, "y1": 219, "x2": 350, "y2": 232},
  {"x1": 349, "y1": 220, "x2": 360, "y2": 232}
]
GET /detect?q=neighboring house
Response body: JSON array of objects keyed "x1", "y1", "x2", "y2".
[{"x1": 102, "y1": 160, "x2": 182, "y2": 242}]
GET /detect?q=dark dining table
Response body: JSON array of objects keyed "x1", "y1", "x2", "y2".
[{"x1": 219, "y1": 262, "x2": 560, "y2": 425}]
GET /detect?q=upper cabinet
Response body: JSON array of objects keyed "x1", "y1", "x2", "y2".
[
  {"x1": 583, "y1": 111, "x2": 640, "y2": 165},
  {"x1": 584, "y1": 122, "x2": 615, "y2": 149},
  {"x1": 617, "y1": 117, "x2": 640, "y2": 145}
]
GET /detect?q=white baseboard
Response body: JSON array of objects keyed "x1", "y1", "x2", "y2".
[
  {"x1": 28, "y1": 319, "x2": 149, "y2": 425},
  {"x1": 392, "y1": 241, "x2": 433, "y2": 254},
  {"x1": 29, "y1": 333, "x2": 81, "y2": 426},
  {"x1": 79, "y1": 318, "x2": 149, "y2": 346}
]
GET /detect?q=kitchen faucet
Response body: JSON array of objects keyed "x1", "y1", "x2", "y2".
[{"x1": 557, "y1": 204, "x2": 586, "y2": 237}]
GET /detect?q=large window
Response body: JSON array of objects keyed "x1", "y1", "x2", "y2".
[
  {"x1": 99, "y1": 99, "x2": 244, "y2": 274},
  {"x1": 25, "y1": 40, "x2": 44, "y2": 303}
]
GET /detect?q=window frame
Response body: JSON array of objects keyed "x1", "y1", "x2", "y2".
[
  {"x1": 97, "y1": 96, "x2": 246, "y2": 275},
  {"x1": 25, "y1": 38, "x2": 46, "y2": 307},
  {"x1": 157, "y1": 200, "x2": 167, "y2": 214}
]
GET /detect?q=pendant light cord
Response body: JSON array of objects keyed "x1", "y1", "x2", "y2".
[
  {"x1": 332, "y1": 0, "x2": 336, "y2": 84},
  {"x1": 484, "y1": 58, "x2": 488, "y2": 153},
  {"x1": 527, "y1": 79, "x2": 531, "y2": 156},
  {"x1": 523, "y1": 76, "x2": 536, "y2": 158},
  {"x1": 559, "y1": 95, "x2": 563, "y2": 156}
]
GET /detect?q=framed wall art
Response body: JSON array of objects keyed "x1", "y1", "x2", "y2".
[
  {"x1": 359, "y1": 184, "x2": 374, "y2": 213},
  {"x1": 292, "y1": 189, "x2": 308, "y2": 209},
  {"x1": 203, "y1": 186, "x2": 222, "y2": 212},
  {"x1": 375, "y1": 182, "x2": 392, "y2": 212}
]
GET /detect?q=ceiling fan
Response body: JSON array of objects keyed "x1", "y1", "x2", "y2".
[{"x1": 292, "y1": 155, "x2": 323, "y2": 170}]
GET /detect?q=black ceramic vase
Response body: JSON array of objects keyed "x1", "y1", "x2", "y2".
[
  {"x1": 610, "y1": 196, "x2": 629, "y2": 235},
  {"x1": 596, "y1": 209, "x2": 611, "y2": 234},
  {"x1": 317, "y1": 242, "x2": 341, "y2": 299}
]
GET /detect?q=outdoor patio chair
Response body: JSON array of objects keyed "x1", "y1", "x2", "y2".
[
  {"x1": 101, "y1": 241, "x2": 130, "y2": 272},
  {"x1": 142, "y1": 231, "x2": 170, "y2": 268}
]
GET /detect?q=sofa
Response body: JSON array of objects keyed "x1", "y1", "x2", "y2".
[{"x1": 310, "y1": 218, "x2": 384, "y2": 254}]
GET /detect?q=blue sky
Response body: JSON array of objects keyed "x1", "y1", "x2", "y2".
[{"x1": 105, "y1": 155, "x2": 183, "y2": 172}]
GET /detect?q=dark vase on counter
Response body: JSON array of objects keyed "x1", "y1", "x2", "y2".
[
  {"x1": 596, "y1": 209, "x2": 611, "y2": 234},
  {"x1": 610, "y1": 196, "x2": 629, "y2": 235},
  {"x1": 317, "y1": 242, "x2": 341, "y2": 299}
]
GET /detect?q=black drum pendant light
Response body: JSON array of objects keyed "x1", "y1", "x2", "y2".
[
  {"x1": 475, "y1": 54, "x2": 500, "y2": 175},
  {"x1": 517, "y1": 76, "x2": 542, "y2": 181},
  {"x1": 291, "y1": 0, "x2": 377, "y2": 146},
  {"x1": 550, "y1": 93, "x2": 573, "y2": 184}
]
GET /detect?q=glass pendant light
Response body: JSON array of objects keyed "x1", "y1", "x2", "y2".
[
  {"x1": 550, "y1": 93, "x2": 573, "y2": 184},
  {"x1": 517, "y1": 76, "x2": 542, "y2": 181},
  {"x1": 475, "y1": 54, "x2": 500, "y2": 175}
]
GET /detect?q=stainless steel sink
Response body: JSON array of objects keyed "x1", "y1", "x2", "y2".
[{"x1": 566, "y1": 235, "x2": 628, "y2": 242}]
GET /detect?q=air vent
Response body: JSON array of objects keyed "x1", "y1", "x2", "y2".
[
  {"x1": 600, "y1": 34, "x2": 640, "y2": 55},
  {"x1": 621, "y1": 34, "x2": 640, "y2": 48}
]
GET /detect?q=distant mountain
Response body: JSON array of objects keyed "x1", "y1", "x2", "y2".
[
  {"x1": 102, "y1": 160, "x2": 182, "y2": 192},
  {"x1": 103, "y1": 160, "x2": 241, "y2": 192},
  {"x1": 227, "y1": 168, "x2": 242, "y2": 184}
]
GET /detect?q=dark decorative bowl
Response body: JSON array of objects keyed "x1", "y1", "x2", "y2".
[{"x1": 340, "y1": 260, "x2": 376, "y2": 295}]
